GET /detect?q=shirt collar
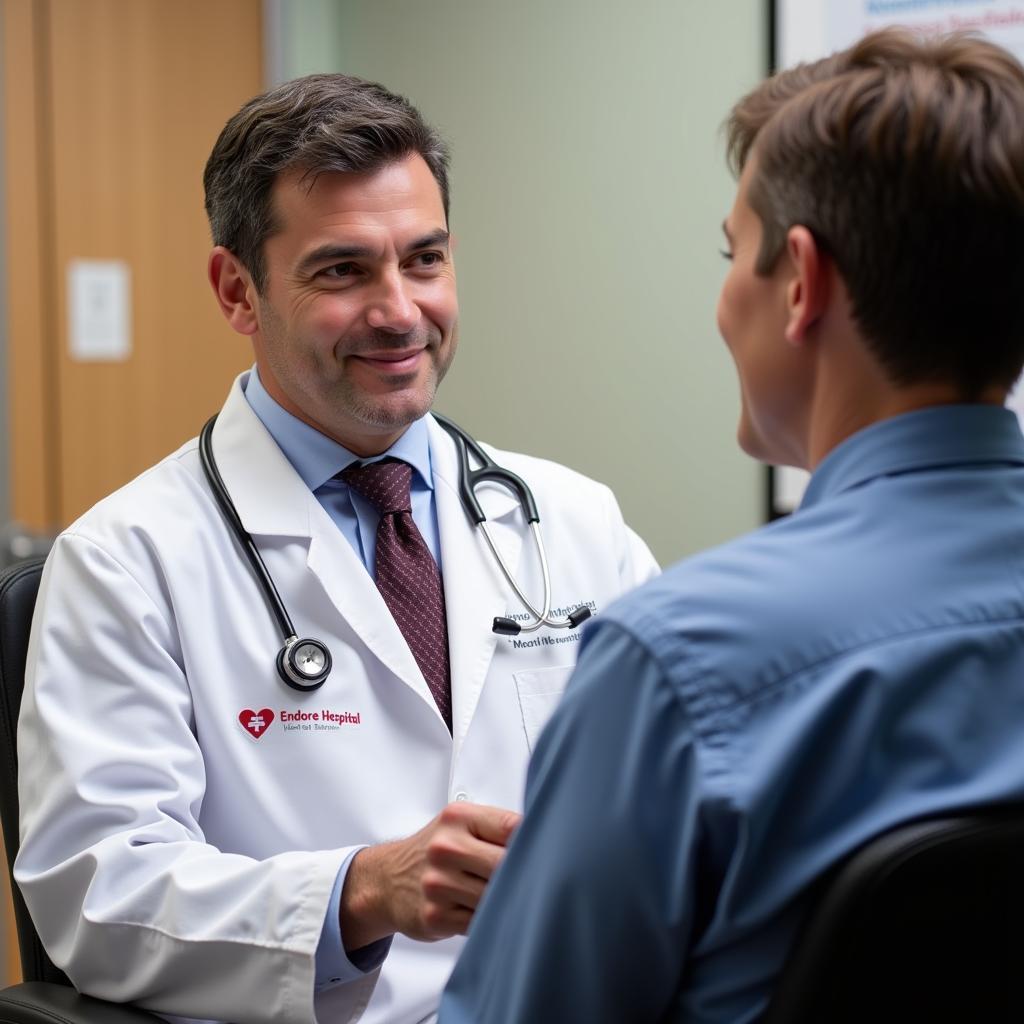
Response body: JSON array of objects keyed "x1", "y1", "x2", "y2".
[
  {"x1": 242, "y1": 367, "x2": 435, "y2": 492},
  {"x1": 800, "y1": 404, "x2": 1024, "y2": 512}
]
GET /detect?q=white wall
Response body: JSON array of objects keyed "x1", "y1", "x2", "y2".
[{"x1": 278, "y1": 0, "x2": 768, "y2": 566}]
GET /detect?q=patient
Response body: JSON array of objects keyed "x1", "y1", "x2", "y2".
[{"x1": 439, "y1": 28, "x2": 1024, "y2": 1023}]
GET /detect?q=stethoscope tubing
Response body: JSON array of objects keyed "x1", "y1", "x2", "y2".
[
  {"x1": 200, "y1": 416, "x2": 299, "y2": 644},
  {"x1": 478, "y1": 520, "x2": 556, "y2": 634},
  {"x1": 199, "y1": 410, "x2": 591, "y2": 691},
  {"x1": 201, "y1": 416, "x2": 333, "y2": 691},
  {"x1": 431, "y1": 413, "x2": 583, "y2": 633}
]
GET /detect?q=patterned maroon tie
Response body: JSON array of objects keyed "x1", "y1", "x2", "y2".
[{"x1": 340, "y1": 459, "x2": 452, "y2": 732}]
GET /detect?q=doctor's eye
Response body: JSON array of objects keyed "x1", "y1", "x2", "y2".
[
  {"x1": 320, "y1": 262, "x2": 359, "y2": 280},
  {"x1": 408, "y1": 251, "x2": 446, "y2": 272}
]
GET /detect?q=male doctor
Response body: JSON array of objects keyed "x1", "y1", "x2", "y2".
[{"x1": 15, "y1": 74, "x2": 657, "y2": 1024}]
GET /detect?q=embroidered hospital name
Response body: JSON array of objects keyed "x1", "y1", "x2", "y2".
[
  {"x1": 502, "y1": 600, "x2": 597, "y2": 624},
  {"x1": 512, "y1": 632, "x2": 583, "y2": 649},
  {"x1": 280, "y1": 709, "x2": 362, "y2": 732},
  {"x1": 238, "y1": 707, "x2": 361, "y2": 740}
]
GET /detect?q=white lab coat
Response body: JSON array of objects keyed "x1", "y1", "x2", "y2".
[{"x1": 15, "y1": 374, "x2": 658, "y2": 1024}]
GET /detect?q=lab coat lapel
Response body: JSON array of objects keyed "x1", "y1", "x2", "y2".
[
  {"x1": 211, "y1": 378, "x2": 437, "y2": 716},
  {"x1": 428, "y1": 415, "x2": 523, "y2": 746},
  {"x1": 304, "y1": 518, "x2": 435, "y2": 712},
  {"x1": 211, "y1": 378, "x2": 312, "y2": 538}
]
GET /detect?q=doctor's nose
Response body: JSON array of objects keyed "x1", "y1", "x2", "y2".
[{"x1": 366, "y1": 274, "x2": 419, "y2": 334}]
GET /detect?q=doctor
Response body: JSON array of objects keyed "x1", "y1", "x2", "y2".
[{"x1": 15, "y1": 73, "x2": 657, "y2": 1024}]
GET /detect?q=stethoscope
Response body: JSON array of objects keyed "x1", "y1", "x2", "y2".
[{"x1": 198, "y1": 413, "x2": 592, "y2": 692}]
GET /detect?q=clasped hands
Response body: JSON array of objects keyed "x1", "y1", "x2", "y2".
[{"x1": 340, "y1": 801, "x2": 521, "y2": 950}]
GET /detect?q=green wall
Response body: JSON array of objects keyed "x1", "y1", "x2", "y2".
[{"x1": 277, "y1": 0, "x2": 767, "y2": 567}]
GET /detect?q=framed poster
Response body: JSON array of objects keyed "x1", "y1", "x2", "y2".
[{"x1": 766, "y1": 0, "x2": 1024, "y2": 517}]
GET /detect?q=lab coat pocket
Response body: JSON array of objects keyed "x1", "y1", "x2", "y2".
[{"x1": 513, "y1": 665, "x2": 573, "y2": 753}]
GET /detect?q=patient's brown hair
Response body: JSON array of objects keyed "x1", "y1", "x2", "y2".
[{"x1": 726, "y1": 29, "x2": 1024, "y2": 397}]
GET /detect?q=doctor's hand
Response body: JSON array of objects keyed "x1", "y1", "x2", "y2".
[{"x1": 340, "y1": 802, "x2": 521, "y2": 950}]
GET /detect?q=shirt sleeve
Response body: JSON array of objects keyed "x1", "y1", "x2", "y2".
[
  {"x1": 314, "y1": 852, "x2": 393, "y2": 990},
  {"x1": 438, "y1": 621, "x2": 703, "y2": 1023}
]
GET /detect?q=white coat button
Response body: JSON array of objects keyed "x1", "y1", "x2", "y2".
[{"x1": 454, "y1": 791, "x2": 469, "y2": 802}]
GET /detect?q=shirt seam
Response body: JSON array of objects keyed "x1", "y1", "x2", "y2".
[{"x1": 627, "y1": 609, "x2": 1024, "y2": 727}]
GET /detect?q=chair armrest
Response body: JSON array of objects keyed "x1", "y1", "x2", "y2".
[{"x1": 0, "y1": 983, "x2": 165, "y2": 1024}]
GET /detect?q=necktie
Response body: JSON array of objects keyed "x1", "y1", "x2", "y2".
[{"x1": 340, "y1": 459, "x2": 452, "y2": 732}]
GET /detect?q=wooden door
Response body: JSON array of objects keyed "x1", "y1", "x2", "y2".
[
  {"x1": 1, "y1": 0, "x2": 264, "y2": 981},
  {"x1": 4, "y1": 0, "x2": 262, "y2": 530}
]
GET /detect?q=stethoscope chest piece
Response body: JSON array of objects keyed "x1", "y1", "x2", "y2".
[
  {"x1": 200, "y1": 415, "x2": 333, "y2": 694},
  {"x1": 278, "y1": 636, "x2": 332, "y2": 692}
]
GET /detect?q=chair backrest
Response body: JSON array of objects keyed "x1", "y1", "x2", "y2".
[
  {"x1": 0, "y1": 557, "x2": 71, "y2": 986},
  {"x1": 761, "y1": 806, "x2": 1024, "y2": 1023}
]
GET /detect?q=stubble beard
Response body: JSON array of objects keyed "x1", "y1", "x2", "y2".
[
  {"x1": 258, "y1": 297, "x2": 458, "y2": 438},
  {"x1": 337, "y1": 337, "x2": 456, "y2": 432}
]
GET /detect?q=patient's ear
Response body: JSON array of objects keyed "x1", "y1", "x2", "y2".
[
  {"x1": 783, "y1": 226, "x2": 829, "y2": 346},
  {"x1": 208, "y1": 247, "x2": 259, "y2": 336}
]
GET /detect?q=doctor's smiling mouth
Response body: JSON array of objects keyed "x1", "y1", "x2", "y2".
[
  {"x1": 350, "y1": 344, "x2": 433, "y2": 376},
  {"x1": 342, "y1": 324, "x2": 450, "y2": 383}
]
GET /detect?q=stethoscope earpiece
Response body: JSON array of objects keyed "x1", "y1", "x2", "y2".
[
  {"x1": 491, "y1": 604, "x2": 591, "y2": 637},
  {"x1": 567, "y1": 606, "x2": 593, "y2": 629},
  {"x1": 492, "y1": 617, "x2": 522, "y2": 636}
]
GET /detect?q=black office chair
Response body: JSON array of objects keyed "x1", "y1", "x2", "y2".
[
  {"x1": 761, "y1": 806, "x2": 1024, "y2": 1023},
  {"x1": 0, "y1": 557, "x2": 161, "y2": 1022}
]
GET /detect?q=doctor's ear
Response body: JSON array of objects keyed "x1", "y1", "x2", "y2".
[
  {"x1": 783, "y1": 226, "x2": 830, "y2": 347},
  {"x1": 209, "y1": 247, "x2": 260, "y2": 336}
]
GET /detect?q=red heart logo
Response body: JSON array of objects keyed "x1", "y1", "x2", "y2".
[{"x1": 238, "y1": 708, "x2": 275, "y2": 739}]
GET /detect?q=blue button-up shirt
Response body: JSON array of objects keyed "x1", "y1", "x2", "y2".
[{"x1": 441, "y1": 404, "x2": 1024, "y2": 1023}]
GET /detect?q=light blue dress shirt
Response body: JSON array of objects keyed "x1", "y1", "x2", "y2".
[
  {"x1": 244, "y1": 368, "x2": 441, "y2": 571},
  {"x1": 244, "y1": 368, "x2": 441, "y2": 988},
  {"x1": 441, "y1": 404, "x2": 1024, "y2": 1023}
]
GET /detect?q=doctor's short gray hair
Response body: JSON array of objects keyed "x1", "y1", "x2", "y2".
[{"x1": 203, "y1": 73, "x2": 450, "y2": 294}]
